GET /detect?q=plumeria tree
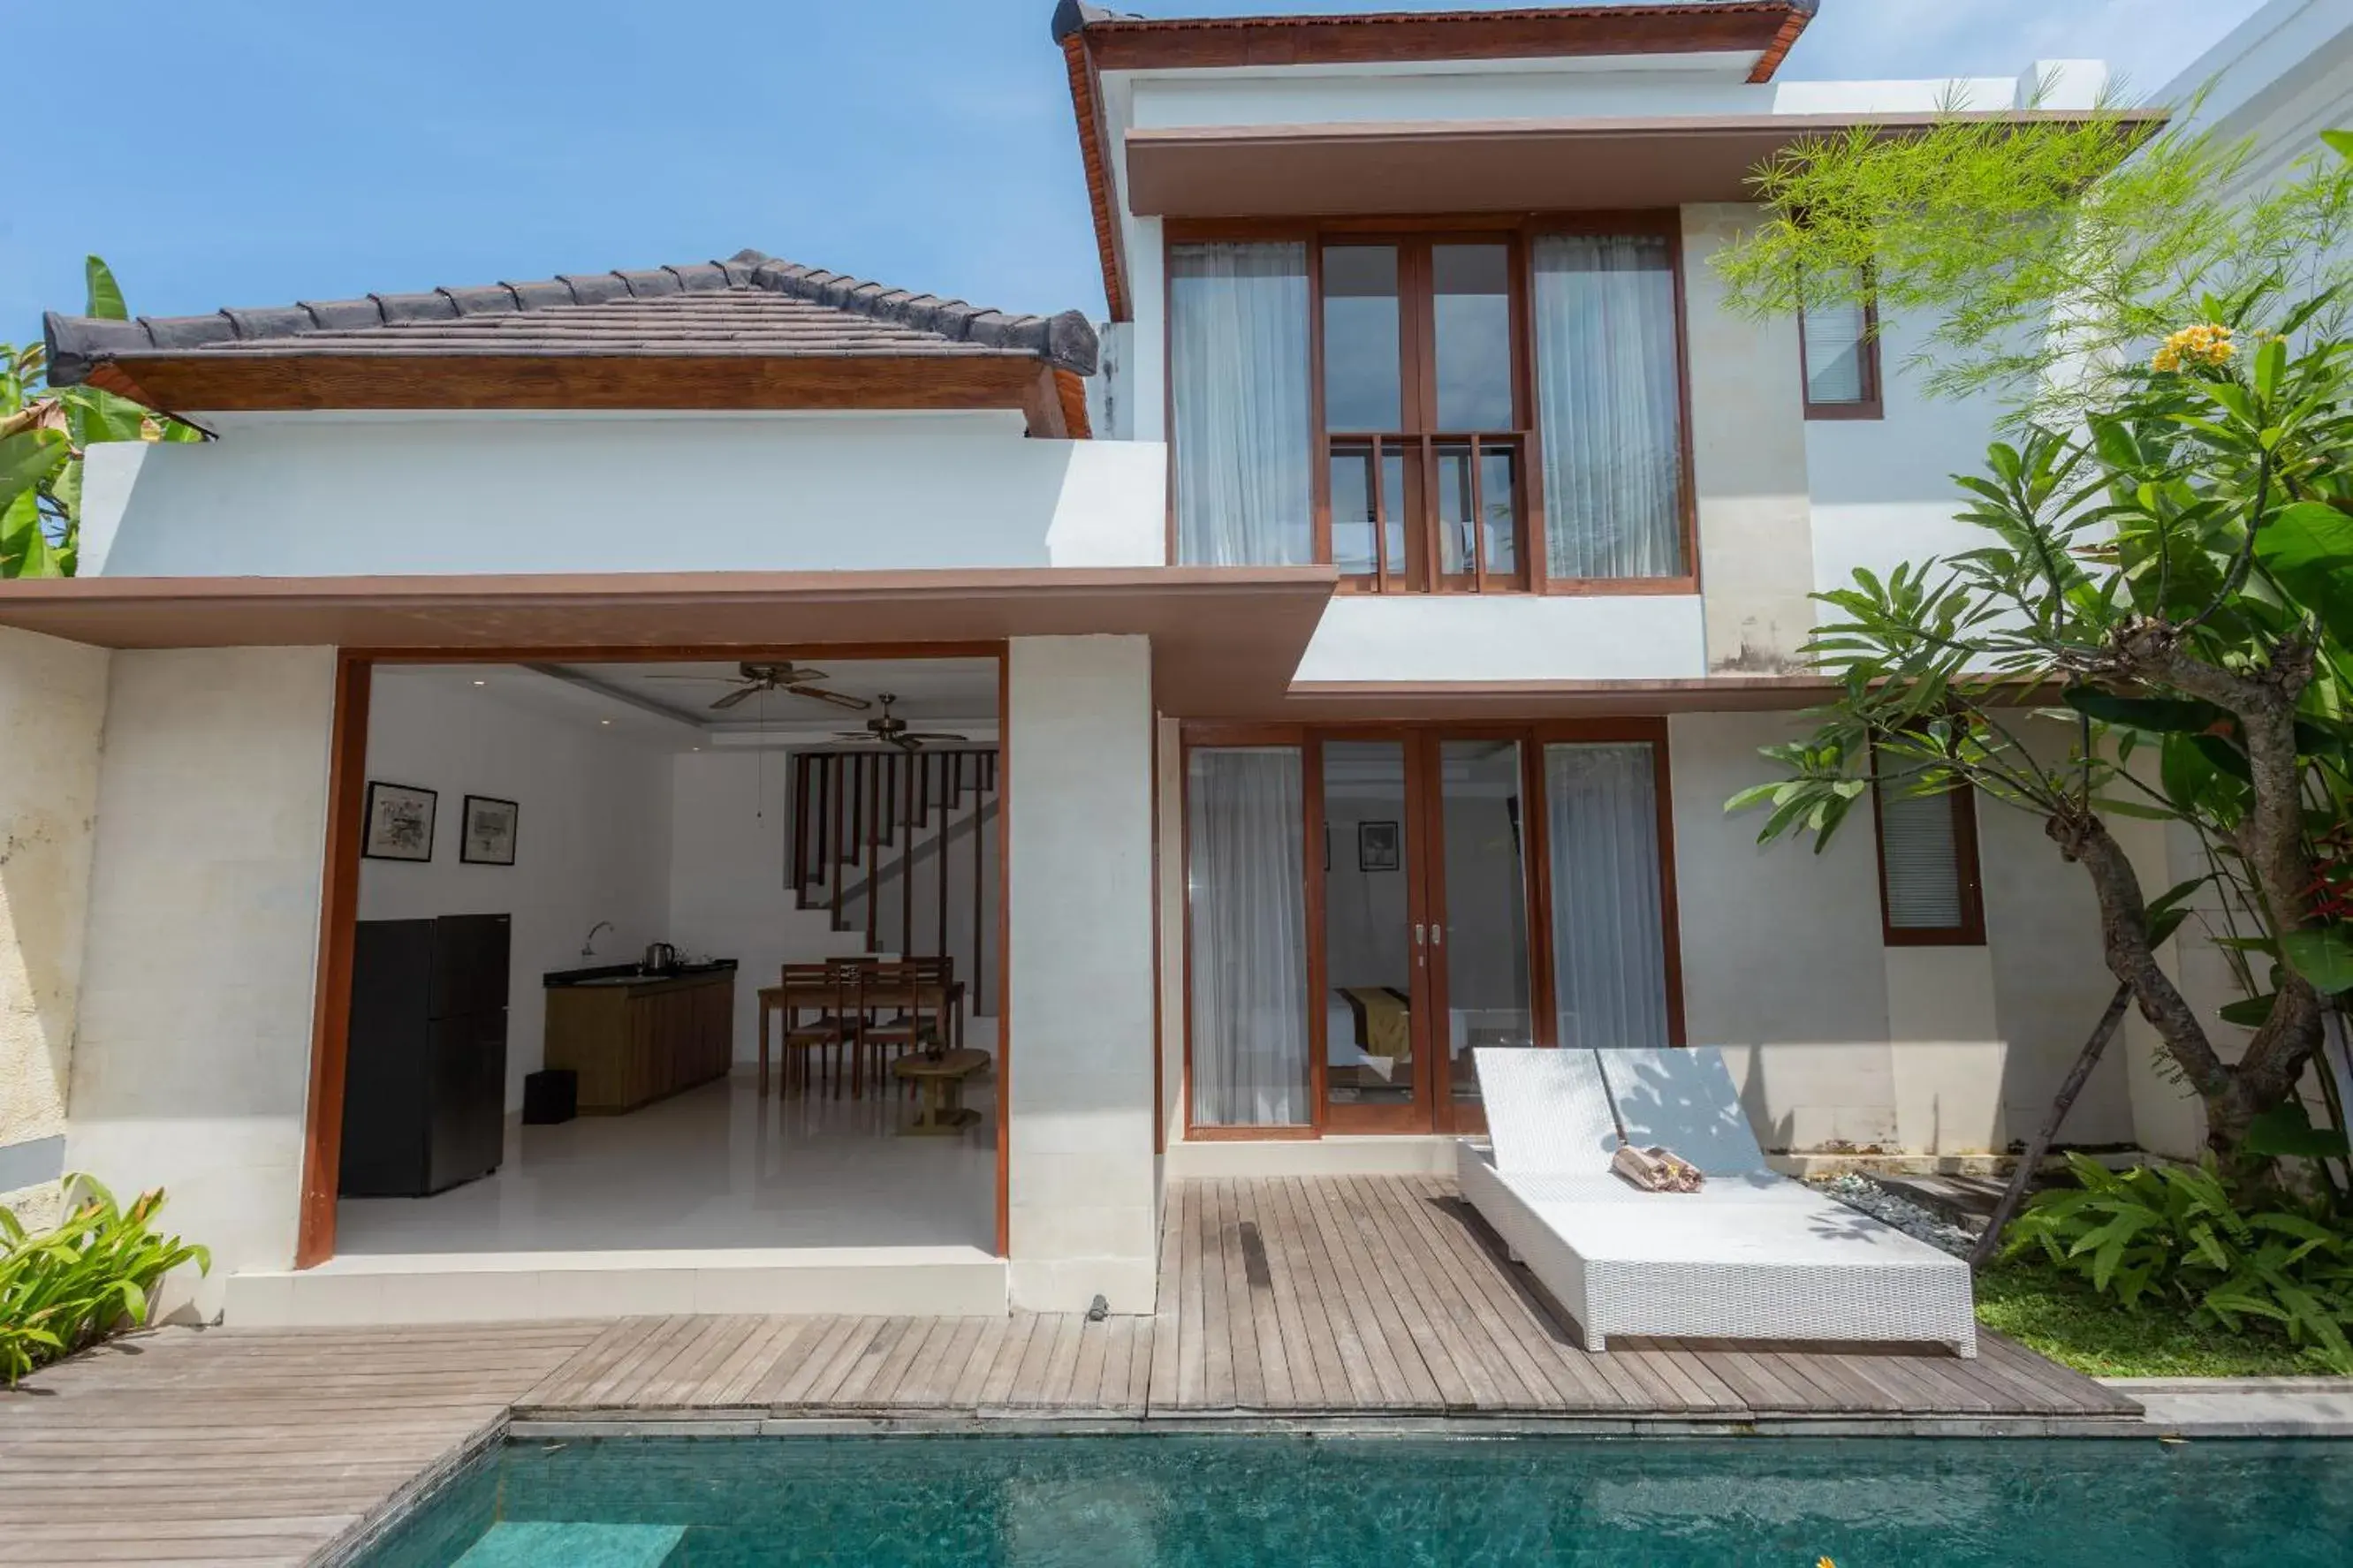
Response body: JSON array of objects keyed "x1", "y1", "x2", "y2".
[
  {"x1": 1719, "y1": 125, "x2": 2353, "y2": 1173},
  {"x1": 1, "y1": 257, "x2": 198, "y2": 577}
]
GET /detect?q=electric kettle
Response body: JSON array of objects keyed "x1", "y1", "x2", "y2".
[{"x1": 641, "y1": 942, "x2": 679, "y2": 973}]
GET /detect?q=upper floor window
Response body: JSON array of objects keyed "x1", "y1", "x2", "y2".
[
  {"x1": 1800, "y1": 268, "x2": 1882, "y2": 420},
  {"x1": 1167, "y1": 220, "x2": 1691, "y2": 591}
]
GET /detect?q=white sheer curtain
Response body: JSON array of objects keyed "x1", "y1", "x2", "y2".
[
  {"x1": 1545, "y1": 744, "x2": 1671, "y2": 1049},
  {"x1": 1531, "y1": 234, "x2": 1688, "y2": 579},
  {"x1": 1188, "y1": 747, "x2": 1311, "y2": 1125},
  {"x1": 1169, "y1": 242, "x2": 1312, "y2": 566}
]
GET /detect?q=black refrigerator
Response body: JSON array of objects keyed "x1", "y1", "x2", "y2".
[{"x1": 338, "y1": 914, "x2": 512, "y2": 1198}]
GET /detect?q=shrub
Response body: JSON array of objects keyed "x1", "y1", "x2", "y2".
[
  {"x1": 0, "y1": 1176, "x2": 209, "y2": 1385},
  {"x1": 2006, "y1": 1153, "x2": 2353, "y2": 1372}
]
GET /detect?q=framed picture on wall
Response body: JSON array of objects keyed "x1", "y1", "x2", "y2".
[
  {"x1": 1358, "y1": 820, "x2": 1400, "y2": 873},
  {"x1": 459, "y1": 795, "x2": 520, "y2": 866},
  {"x1": 361, "y1": 782, "x2": 437, "y2": 862}
]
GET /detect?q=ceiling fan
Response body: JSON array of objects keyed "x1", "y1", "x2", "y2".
[
  {"x1": 643, "y1": 662, "x2": 870, "y2": 713},
  {"x1": 832, "y1": 693, "x2": 969, "y2": 753}
]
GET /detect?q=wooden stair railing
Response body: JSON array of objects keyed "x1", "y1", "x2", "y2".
[{"x1": 789, "y1": 747, "x2": 1000, "y2": 1011}]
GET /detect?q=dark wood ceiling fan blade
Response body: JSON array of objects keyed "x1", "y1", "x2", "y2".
[
  {"x1": 786, "y1": 685, "x2": 872, "y2": 711},
  {"x1": 905, "y1": 732, "x2": 971, "y2": 744},
  {"x1": 642, "y1": 674, "x2": 740, "y2": 681},
  {"x1": 710, "y1": 686, "x2": 758, "y2": 710}
]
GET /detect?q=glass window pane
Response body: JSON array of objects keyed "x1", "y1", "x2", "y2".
[
  {"x1": 1433, "y1": 442, "x2": 1520, "y2": 579},
  {"x1": 1330, "y1": 445, "x2": 1377, "y2": 576},
  {"x1": 1803, "y1": 274, "x2": 1871, "y2": 404},
  {"x1": 1879, "y1": 786, "x2": 1965, "y2": 928},
  {"x1": 1545, "y1": 743, "x2": 1670, "y2": 1050},
  {"x1": 1322, "y1": 741, "x2": 1415, "y2": 1108},
  {"x1": 1438, "y1": 739, "x2": 1532, "y2": 1109},
  {"x1": 1170, "y1": 242, "x2": 1312, "y2": 566},
  {"x1": 1480, "y1": 445, "x2": 1518, "y2": 577},
  {"x1": 1323, "y1": 245, "x2": 1401, "y2": 433},
  {"x1": 1531, "y1": 234, "x2": 1687, "y2": 579},
  {"x1": 1436, "y1": 443, "x2": 1474, "y2": 576},
  {"x1": 1188, "y1": 748, "x2": 1311, "y2": 1126},
  {"x1": 1432, "y1": 243, "x2": 1514, "y2": 431}
]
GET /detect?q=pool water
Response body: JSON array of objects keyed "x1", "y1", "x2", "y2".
[{"x1": 359, "y1": 1434, "x2": 2352, "y2": 1567}]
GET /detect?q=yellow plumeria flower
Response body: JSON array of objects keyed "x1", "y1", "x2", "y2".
[{"x1": 2152, "y1": 322, "x2": 2236, "y2": 372}]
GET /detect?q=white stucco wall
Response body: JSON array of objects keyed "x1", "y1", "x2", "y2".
[
  {"x1": 1292, "y1": 594, "x2": 1705, "y2": 684},
  {"x1": 355, "y1": 670, "x2": 674, "y2": 1110},
  {"x1": 0, "y1": 627, "x2": 110, "y2": 1228},
  {"x1": 80, "y1": 413, "x2": 1168, "y2": 578},
  {"x1": 1805, "y1": 307, "x2": 2021, "y2": 599},
  {"x1": 64, "y1": 648, "x2": 337, "y2": 1316},
  {"x1": 1672, "y1": 711, "x2": 2137, "y2": 1155},
  {"x1": 1681, "y1": 205, "x2": 1819, "y2": 674},
  {"x1": 1004, "y1": 635, "x2": 1158, "y2": 1313}
]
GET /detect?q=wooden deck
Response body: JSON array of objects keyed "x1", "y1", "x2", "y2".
[
  {"x1": 520, "y1": 1176, "x2": 2138, "y2": 1422},
  {"x1": 0, "y1": 1320, "x2": 601, "y2": 1566},
  {"x1": 0, "y1": 1177, "x2": 2140, "y2": 1565}
]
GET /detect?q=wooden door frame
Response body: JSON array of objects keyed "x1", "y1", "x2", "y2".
[
  {"x1": 1172, "y1": 715, "x2": 1686, "y2": 1146},
  {"x1": 293, "y1": 640, "x2": 1013, "y2": 1270}
]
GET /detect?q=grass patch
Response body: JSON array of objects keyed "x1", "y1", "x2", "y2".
[{"x1": 1976, "y1": 1260, "x2": 2334, "y2": 1378}]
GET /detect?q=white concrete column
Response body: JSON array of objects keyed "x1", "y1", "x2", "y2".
[
  {"x1": 65, "y1": 648, "x2": 338, "y2": 1316},
  {"x1": 1004, "y1": 634, "x2": 1158, "y2": 1313},
  {"x1": 1682, "y1": 204, "x2": 1819, "y2": 674},
  {"x1": 0, "y1": 627, "x2": 111, "y2": 1229}
]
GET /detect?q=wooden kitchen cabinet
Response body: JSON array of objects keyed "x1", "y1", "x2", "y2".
[{"x1": 543, "y1": 967, "x2": 736, "y2": 1114}]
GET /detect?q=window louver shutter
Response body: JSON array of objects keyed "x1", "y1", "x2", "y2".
[
  {"x1": 1879, "y1": 786, "x2": 1965, "y2": 929},
  {"x1": 1803, "y1": 288, "x2": 1870, "y2": 405}
]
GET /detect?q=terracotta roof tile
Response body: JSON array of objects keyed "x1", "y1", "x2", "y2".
[{"x1": 44, "y1": 247, "x2": 1097, "y2": 384}]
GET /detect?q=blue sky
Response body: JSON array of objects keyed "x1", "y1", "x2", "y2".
[{"x1": 0, "y1": 0, "x2": 2266, "y2": 344}]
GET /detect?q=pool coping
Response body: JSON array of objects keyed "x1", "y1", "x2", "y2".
[{"x1": 323, "y1": 1388, "x2": 2353, "y2": 1565}]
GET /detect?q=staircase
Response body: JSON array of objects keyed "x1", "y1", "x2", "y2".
[{"x1": 790, "y1": 747, "x2": 1000, "y2": 1011}]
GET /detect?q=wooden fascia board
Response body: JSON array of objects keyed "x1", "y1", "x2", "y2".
[
  {"x1": 80, "y1": 352, "x2": 1066, "y2": 426},
  {"x1": 1074, "y1": 5, "x2": 1800, "y2": 72},
  {"x1": 1063, "y1": 30, "x2": 1131, "y2": 322}
]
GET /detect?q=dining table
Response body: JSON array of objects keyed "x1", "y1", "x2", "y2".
[{"x1": 755, "y1": 972, "x2": 967, "y2": 1097}]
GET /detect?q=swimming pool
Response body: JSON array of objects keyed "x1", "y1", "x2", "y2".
[{"x1": 357, "y1": 1433, "x2": 2351, "y2": 1566}]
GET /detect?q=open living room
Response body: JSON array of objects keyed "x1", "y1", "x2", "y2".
[{"x1": 252, "y1": 651, "x2": 1008, "y2": 1323}]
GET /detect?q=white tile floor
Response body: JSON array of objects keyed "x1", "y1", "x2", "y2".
[{"x1": 335, "y1": 1062, "x2": 998, "y2": 1256}]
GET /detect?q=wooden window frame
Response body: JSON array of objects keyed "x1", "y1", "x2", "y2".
[
  {"x1": 1163, "y1": 211, "x2": 1700, "y2": 597},
  {"x1": 1868, "y1": 749, "x2": 1986, "y2": 948},
  {"x1": 1798, "y1": 272, "x2": 1884, "y2": 421},
  {"x1": 1173, "y1": 716, "x2": 1687, "y2": 1142}
]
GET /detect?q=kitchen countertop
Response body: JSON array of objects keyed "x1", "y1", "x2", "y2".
[{"x1": 543, "y1": 958, "x2": 737, "y2": 989}]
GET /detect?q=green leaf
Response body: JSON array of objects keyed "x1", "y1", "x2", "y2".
[
  {"x1": 0, "y1": 428, "x2": 66, "y2": 508},
  {"x1": 2063, "y1": 686, "x2": 2226, "y2": 734},
  {"x1": 83, "y1": 256, "x2": 126, "y2": 322},
  {"x1": 2324, "y1": 129, "x2": 2353, "y2": 163},
  {"x1": 2254, "y1": 501, "x2": 2353, "y2": 644},
  {"x1": 2243, "y1": 1101, "x2": 2351, "y2": 1160},
  {"x1": 2280, "y1": 928, "x2": 2353, "y2": 994},
  {"x1": 2218, "y1": 993, "x2": 2277, "y2": 1026}
]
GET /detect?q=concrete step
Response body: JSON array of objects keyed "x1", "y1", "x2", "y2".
[{"x1": 224, "y1": 1245, "x2": 1007, "y2": 1326}]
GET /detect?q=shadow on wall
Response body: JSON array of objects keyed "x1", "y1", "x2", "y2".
[{"x1": 0, "y1": 627, "x2": 111, "y2": 1217}]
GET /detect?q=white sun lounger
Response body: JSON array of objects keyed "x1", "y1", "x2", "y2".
[{"x1": 1457, "y1": 1047, "x2": 1977, "y2": 1357}]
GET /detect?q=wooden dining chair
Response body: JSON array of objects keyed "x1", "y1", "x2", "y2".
[
  {"x1": 778, "y1": 961, "x2": 861, "y2": 1099},
  {"x1": 861, "y1": 956, "x2": 952, "y2": 1088}
]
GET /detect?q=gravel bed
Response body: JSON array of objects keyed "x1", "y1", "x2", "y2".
[{"x1": 1812, "y1": 1172, "x2": 1977, "y2": 1259}]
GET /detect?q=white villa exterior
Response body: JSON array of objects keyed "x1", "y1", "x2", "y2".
[{"x1": 0, "y1": 0, "x2": 2330, "y2": 1328}]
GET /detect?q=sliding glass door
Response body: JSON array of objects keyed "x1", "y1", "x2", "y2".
[{"x1": 1184, "y1": 723, "x2": 1678, "y2": 1139}]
